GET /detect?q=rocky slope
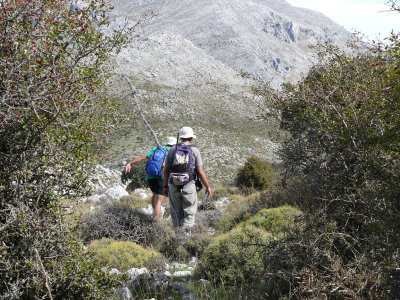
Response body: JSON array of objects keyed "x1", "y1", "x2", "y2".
[
  {"x1": 102, "y1": 0, "x2": 350, "y2": 183},
  {"x1": 111, "y1": 0, "x2": 350, "y2": 87}
]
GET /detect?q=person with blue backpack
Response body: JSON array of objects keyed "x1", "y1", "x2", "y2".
[
  {"x1": 163, "y1": 127, "x2": 211, "y2": 230},
  {"x1": 124, "y1": 136, "x2": 177, "y2": 219}
]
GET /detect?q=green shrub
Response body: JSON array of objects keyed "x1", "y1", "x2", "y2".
[
  {"x1": 195, "y1": 225, "x2": 273, "y2": 285},
  {"x1": 215, "y1": 192, "x2": 261, "y2": 233},
  {"x1": 125, "y1": 160, "x2": 148, "y2": 191},
  {"x1": 242, "y1": 205, "x2": 303, "y2": 235},
  {"x1": 216, "y1": 210, "x2": 252, "y2": 233},
  {"x1": 211, "y1": 183, "x2": 239, "y2": 200},
  {"x1": 236, "y1": 156, "x2": 275, "y2": 190},
  {"x1": 182, "y1": 232, "x2": 213, "y2": 257},
  {"x1": 88, "y1": 238, "x2": 162, "y2": 272}
]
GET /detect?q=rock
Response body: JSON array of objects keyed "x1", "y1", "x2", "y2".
[
  {"x1": 128, "y1": 271, "x2": 197, "y2": 299},
  {"x1": 198, "y1": 279, "x2": 211, "y2": 285},
  {"x1": 126, "y1": 267, "x2": 149, "y2": 280},
  {"x1": 140, "y1": 204, "x2": 153, "y2": 215},
  {"x1": 109, "y1": 268, "x2": 123, "y2": 276},
  {"x1": 87, "y1": 194, "x2": 101, "y2": 203},
  {"x1": 171, "y1": 262, "x2": 188, "y2": 269},
  {"x1": 133, "y1": 188, "x2": 146, "y2": 194},
  {"x1": 163, "y1": 270, "x2": 172, "y2": 277},
  {"x1": 78, "y1": 197, "x2": 87, "y2": 203},
  {"x1": 137, "y1": 192, "x2": 148, "y2": 199},
  {"x1": 215, "y1": 197, "x2": 230, "y2": 209},
  {"x1": 104, "y1": 185, "x2": 129, "y2": 200},
  {"x1": 118, "y1": 286, "x2": 133, "y2": 300},
  {"x1": 99, "y1": 194, "x2": 107, "y2": 202},
  {"x1": 189, "y1": 257, "x2": 197, "y2": 268},
  {"x1": 140, "y1": 204, "x2": 165, "y2": 216},
  {"x1": 173, "y1": 270, "x2": 192, "y2": 277}
]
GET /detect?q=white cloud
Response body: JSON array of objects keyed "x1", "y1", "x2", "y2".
[{"x1": 286, "y1": 0, "x2": 400, "y2": 40}]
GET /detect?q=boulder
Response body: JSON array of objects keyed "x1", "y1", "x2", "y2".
[
  {"x1": 87, "y1": 194, "x2": 101, "y2": 203},
  {"x1": 104, "y1": 185, "x2": 129, "y2": 200},
  {"x1": 140, "y1": 204, "x2": 165, "y2": 216},
  {"x1": 126, "y1": 267, "x2": 149, "y2": 280}
]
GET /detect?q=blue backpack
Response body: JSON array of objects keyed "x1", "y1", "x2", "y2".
[{"x1": 145, "y1": 147, "x2": 167, "y2": 177}]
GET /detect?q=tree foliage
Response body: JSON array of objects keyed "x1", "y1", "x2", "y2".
[
  {"x1": 257, "y1": 31, "x2": 400, "y2": 297},
  {"x1": 0, "y1": 0, "x2": 130, "y2": 298}
]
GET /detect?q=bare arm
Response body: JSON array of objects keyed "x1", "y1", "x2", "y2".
[
  {"x1": 125, "y1": 153, "x2": 147, "y2": 173},
  {"x1": 196, "y1": 165, "x2": 211, "y2": 196}
]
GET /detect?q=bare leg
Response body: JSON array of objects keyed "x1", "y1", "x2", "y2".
[{"x1": 152, "y1": 193, "x2": 164, "y2": 219}]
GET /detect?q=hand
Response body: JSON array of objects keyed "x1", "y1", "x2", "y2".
[
  {"x1": 125, "y1": 163, "x2": 131, "y2": 174},
  {"x1": 205, "y1": 186, "x2": 211, "y2": 197},
  {"x1": 163, "y1": 187, "x2": 169, "y2": 197}
]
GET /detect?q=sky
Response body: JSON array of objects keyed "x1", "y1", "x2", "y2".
[{"x1": 286, "y1": 0, "x2": 400, "y2": 41}]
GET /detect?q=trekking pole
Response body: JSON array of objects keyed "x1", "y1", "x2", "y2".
[{"x1": 117, "y1": 66, "x2": 161, "y2": 147}]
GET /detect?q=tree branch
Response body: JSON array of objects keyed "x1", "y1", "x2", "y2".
[
  {"x1": 34, "y1": 248, "x2": 53, "y2": 300},
  {"x1": 115, "y1": 66, "x2": 161, "y2": 147}
]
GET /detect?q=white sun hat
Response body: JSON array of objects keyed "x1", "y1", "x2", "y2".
[
  {"x1": 165, "y1": 136, "x2": 177, "y2": 146},
  {"x1": 178, "y1": 126, "x2": 196, "y2": 139}
]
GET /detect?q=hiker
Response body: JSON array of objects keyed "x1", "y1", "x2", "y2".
[
  {"x1": 163, "y1": 127, "x2": 211, "y2": 229},
  {"x1": 124, "y1": 136, "x2": 177, "y2": 219}
]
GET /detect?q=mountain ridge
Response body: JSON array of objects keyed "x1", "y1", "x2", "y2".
[
  {"x1": 111, "y1": 0, "x2": 350, "y2": 87},
  {"x1": 106, "y1": 0, "x2": 350, "y2": 182}
]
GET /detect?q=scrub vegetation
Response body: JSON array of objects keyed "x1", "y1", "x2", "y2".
[{"x1": 3, "y1": 0, "x2": 400, "y2": 299}]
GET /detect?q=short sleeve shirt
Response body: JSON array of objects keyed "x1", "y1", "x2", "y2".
[
  {"x1": 146, "y1": 146, "x2": 169, "y2": 179},
  {"x1": 165, "y1": 143, "x2": 203, "y2": 183}
]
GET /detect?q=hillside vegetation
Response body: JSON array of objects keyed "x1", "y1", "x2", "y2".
[
  {"x1": 2, "y1": 0, "x2": 400, "y2": 299},
  {"x1": 254, "y1": 29, "x2": 400, "y2": 298}
]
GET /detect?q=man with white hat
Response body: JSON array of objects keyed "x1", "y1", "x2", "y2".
[
  {"x1": 163, "y1": 127, "x2": 211, "y2": 229},
  {"x1": 125, "y1": 136, "x2": 177, "y2": 219}
]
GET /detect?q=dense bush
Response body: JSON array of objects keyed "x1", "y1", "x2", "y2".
[
  {"x1": 236, "y1": 156, "x2": 275, "y2": 190},
  {"x1": 257, "y1": 29, "x2": 400, "y2": 296},
  {"x1": 195, "y1": 225, "x2": 273, "y2": 285},
  {"x1": 0, "y1": 1, "x2": 130, "y2": 298},
  {"x1": 1, "y1": 205, "x2": 123, "y2": 300},
  {"x1": 79, "y1": 202, "x2": 167, "y2": 248},
  {"x1": 261, "y1": 215, "x2": 382, "y2": 299},
  {"x1": 88, "y1": 238, "x2": 162, "y2": 272}
]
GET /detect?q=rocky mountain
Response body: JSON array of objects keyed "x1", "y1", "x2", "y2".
[
  {"x1": 103, "y1": 0, "x2": 350, "y2": 183},
  {"x1": 111, "y1": 0, "x2": 350, "y2": 87}
]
